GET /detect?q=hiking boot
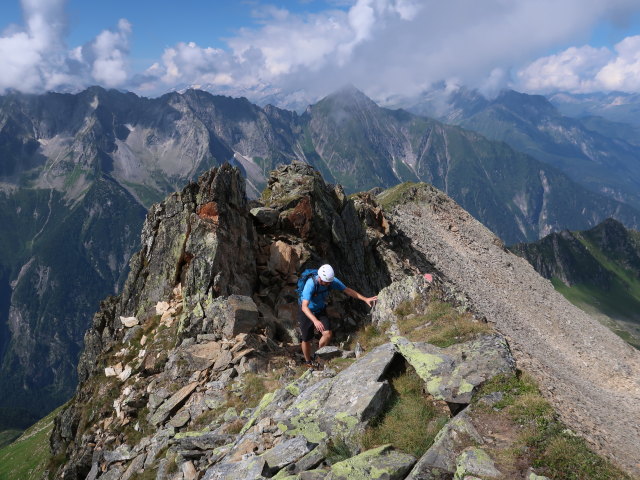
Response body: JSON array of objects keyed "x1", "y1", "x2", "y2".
[{"x1": 302, "y1": 356, "x2": 320, "y2": 369}]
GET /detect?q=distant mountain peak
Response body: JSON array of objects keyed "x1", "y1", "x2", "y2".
[{"x1": 320, "y1": 84, "x2": 378, "y2": 109}]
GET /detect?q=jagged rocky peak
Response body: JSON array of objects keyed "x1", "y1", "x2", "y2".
[
  {"x1": 47, "y1": 162, "x2": 638, "y2": 479},
  {"x1": 50, "y1": 160, "x2": 413, "y2": 476}
]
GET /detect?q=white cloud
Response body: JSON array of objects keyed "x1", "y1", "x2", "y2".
[
  {"x1": 516, "y1": 35, "x2": 640, "y2": 94},
  {"x1": 596, "y1": 35, "x2": 640, "y2": 91},
  {"x1": 516, "y1": 46, "x2": 613, "y2": 93},
  {"x1": 0, "y1": 0, "x2": 131, "y2": 93},
  {"x1": 140, "y1": 0, "x2": 640, "y2": 99},
  {"x1": 4, "y1": 0, "x2": 640, "y2": 98},
  {"x1": 88, "y1": 19, "x2": 131, "y2": 88}
]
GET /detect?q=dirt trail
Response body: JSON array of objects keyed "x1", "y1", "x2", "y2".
[{"x1": 390, "y1": 188, "x2": 640, "y2": 476}]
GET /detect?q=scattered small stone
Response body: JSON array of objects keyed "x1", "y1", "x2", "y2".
[
  {"x1": 169, "y1": 409, "x2": 191, "y2": 428},
  {"x1": 120, "y1": 316, "x2": 139, "y2": 328},
  {"x1": 155, "y1": 301, "x2": 170, "y2": 315},
  {"x1": 118, "y1": 366, "x2": 132, "y2": 382},
  {"x1": 182, "y1": 461, "x2": 198, "y2": 480}
]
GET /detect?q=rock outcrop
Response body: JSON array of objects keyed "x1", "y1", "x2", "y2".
[{"x1": 47, "y1": 163, "x2": 639, "y2": 479}]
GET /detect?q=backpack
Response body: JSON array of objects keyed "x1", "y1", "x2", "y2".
[{"x1": 296, "y1": 268, "x2": 318, "y2": 300}]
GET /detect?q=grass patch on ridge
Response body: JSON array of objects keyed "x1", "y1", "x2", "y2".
[
  {"x1": 360, "y1": 368, "x2": 448, "y2": 458},
  {"x1": 475, "y1": 373, "x2": 631, "y2": 480},
  {"x1": 395, "y1": 297, "x2": 492, "y2": 347}
]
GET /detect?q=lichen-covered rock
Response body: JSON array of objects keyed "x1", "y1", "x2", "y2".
[
  {"x1": 453, "y1": 447, "x2": 501, "y2": 479},
  {"x1": 326, "y1": 444, "x2": 416, "y2": 480},
  {"x1": 393, "y1": 334, "x2": 515, "y2": 404},
  {"x1": 203, "y1": 454, "x2": 267, "y2": 480},
  {"x1": 262, "y1": 436, "x2": 314, "y2": 474},
  {"x1": 407, "y1": 407, "x2": 483, "y2": 479},
  {"x1": 275, "y1": 344, "x2": 397, "y2": 447},
  {"x1": 371, "y1": 275, "x2": 432, "y2": 326}
]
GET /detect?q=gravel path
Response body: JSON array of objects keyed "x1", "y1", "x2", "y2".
[{"x1": 389, "y1": 186, "x2": 640, "y2": 476}]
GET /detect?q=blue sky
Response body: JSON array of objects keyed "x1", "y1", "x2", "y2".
[{"x1": 3, "y1": 0, "x2": 640, "y2": 101}]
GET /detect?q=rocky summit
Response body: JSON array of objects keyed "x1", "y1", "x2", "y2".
[{"x1": 46, "y1": 162, "x2": 640, "y2": 479}]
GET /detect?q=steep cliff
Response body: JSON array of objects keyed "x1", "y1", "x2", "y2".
[{"x1": 43, "y1": 163, "x2": 639, "y2": 479}]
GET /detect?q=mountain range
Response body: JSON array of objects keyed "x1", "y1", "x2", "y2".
[
  {"x1": 2, "y1": 84, "x2": 640, "y2": 433},
  {"x1": 394, "y1": 88, "x2": 640, "y2": 212}
]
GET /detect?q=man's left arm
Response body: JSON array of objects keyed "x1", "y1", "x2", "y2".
[{"x1": 343, "y1": 287, "x2": 377, "y2": 308}]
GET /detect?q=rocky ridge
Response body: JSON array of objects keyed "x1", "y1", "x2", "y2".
[
  {"x1": 47, "y1": 163, "x2": 638, "y2": 479},
  {"x1": 380, "y1": 182, "x2": 640, "y2": 475}
]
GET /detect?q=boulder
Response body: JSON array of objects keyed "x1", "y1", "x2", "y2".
[
  {"x1": 172, "y1": 431, "x2": 234, "y2": 451},
  {"x1": 149, "y1": 382, "x2": 198, "y2": 426},
  {"x1": 203, "y1": 454, "x2": 267, "y2": 480},
  {"x1": 453, "y1": 447, "x2": 501, "y2": 479},
  {"x1": 314, "y1": 346, "x2": 342, "y2": 360},
  {"x1": 326, "y1": 444, "x2": 416, "y2": 480},
  {"x1": 393, "y1": 334, "x2": 515, "y2": 404},
  {"x1": 103, "y1": 444, "x2": 135, "y2": 465},
  {"x1": 407, "y1": 407, "x2": 483, "y2": 478},
  {"x1": 372, "y1": 276, "x2": 432, "y2": 326},
  {"x1": 204, "y1": 295, "x2": 259, "y2": 339},
  {"x1": 184, "y1": 341, "x2": 223, "y2": 370},
  {"x1": 268, "y1": 240, "x2": 300, "y2": 276},
  {"x1": 275, "y1": 344, "x2": 397, "y2": 447},
  {"x1": 120, "y1": 453, "x2": 146, "y2": 480},
  {"x1": 120, "y1": 316, "x2": 139, "y2": 328},
  {"x1": 99, "y1": 466, "x2": 124, "y2": 480},
  {"x1": 168, "y1": 408, "x2": 191, "y2": 428},
  {"x1": 262, "y1": 436, "x2": 314, "y2": 474},
  {"x1": 250, "y1": 207, "x2": 280, "y2": 228}
]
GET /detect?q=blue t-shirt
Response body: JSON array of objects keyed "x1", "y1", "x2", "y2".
[{"x1": 299, "y1": 275, "x2": 346, "y2": 313}]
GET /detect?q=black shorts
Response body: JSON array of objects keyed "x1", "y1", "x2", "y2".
[{"x1": 298, "y1": 306, "x2": 331, "y2": 342}]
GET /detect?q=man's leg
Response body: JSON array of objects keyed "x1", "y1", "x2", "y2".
[
  {"x1": 298, "y1": 307, "x2": 315, "y2": 363},
  {"x1": 301, "y1": 340, "x2": 312, "y2": 362},
  {"x1": 316, "y1": 312, "x2": 333, "y2": 350},
  {"x1": 319, "y1": 330, "x2": 332, "y2": 348}
]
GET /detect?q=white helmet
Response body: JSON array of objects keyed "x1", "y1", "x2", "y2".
[{"x1": 318, "y1": 264, "x2": 335, "y2": 282}]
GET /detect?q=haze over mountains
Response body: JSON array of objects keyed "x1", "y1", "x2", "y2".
[{"x1": 1, "y1": 84, "x2": 640, "y2": 432}]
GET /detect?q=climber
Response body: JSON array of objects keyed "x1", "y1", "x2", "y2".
[{"x1": 298, "y1": 264, "x2": 377, "y2": 368}]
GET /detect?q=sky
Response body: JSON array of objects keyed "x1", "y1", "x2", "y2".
[{"x1": 3, "y1": 0, "x2": 640, "y2": 102}]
